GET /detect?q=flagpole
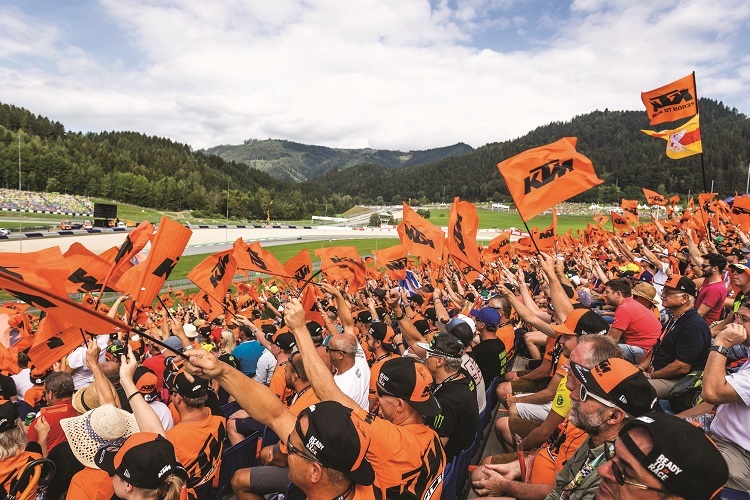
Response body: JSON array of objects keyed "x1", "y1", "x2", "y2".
[{"x1": 521, "y1": 220, "x2": 541, "y2": 254}]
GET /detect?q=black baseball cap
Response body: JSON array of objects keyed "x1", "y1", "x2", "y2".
[
  {"x1": 376, "y1": 358, "x2": 441, "y2": 417},
  {"x1": 569, "y1": 358, "x2": 656, "y2": 416},
  {"x1": 295, "y1": 401, "x2": 375, "y2": 485},
  {"x1": 416, "y1": 333, "x2": 463, "y2": 359},
  {"x1": 663, "y1": 275, "x2": 697, "y2": 296},
  {"x1": 95, "y1": 433, "x2": 187, "y2": 489},
  {"x1": 0, "y1": 401, "x2": 18, "y2": 432},
  {"x1": 169, "y1": 371, "x2": 208, "y2": 399}
]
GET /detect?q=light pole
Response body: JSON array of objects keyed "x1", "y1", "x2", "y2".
[{"x1": 18, "y1": 131, "x2": 22, "y2": 252}]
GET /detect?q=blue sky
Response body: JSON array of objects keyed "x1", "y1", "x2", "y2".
[{"x1": 1, "y1": 0, "x2": 749, "y2": 151}]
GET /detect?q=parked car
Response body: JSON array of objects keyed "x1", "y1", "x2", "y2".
[{"x1": 0, "y1": 228, "x2": 10, "y2": 236}]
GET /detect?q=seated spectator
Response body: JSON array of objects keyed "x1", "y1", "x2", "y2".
[
  {"x1": 0, "y1": 400, "x2": 48, "y2": 499},
  {"x1": 27, "y1": 371, "x2": 77, "y2": 453}
]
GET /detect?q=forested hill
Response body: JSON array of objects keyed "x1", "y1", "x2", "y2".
[
  {"x1": 0, "y1": 103, "x2": 354, "y2": 220},
  {"x1": 203, "y1": 139, "x2": 474, "y2": 182},
  {"x1": 311, "y1": 99, "x2": 750, "y2": 205}
]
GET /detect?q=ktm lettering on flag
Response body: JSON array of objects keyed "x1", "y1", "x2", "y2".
[
  {"x1": 641, "y1": 73, "x2": 697, "y2": 125},
  {"x1": 233, "y1": 239, "x2": 290, "y2": 278},
  {"x1": 731, "y1": 195, "x2": 750, "y2": 232},
  {"x1": 530, "y1": 210, "x2": 557, "y2": 251},
  {"x1": 496, "y1": 137, "x2": 603, "y2": 221},
  {"x1": 641, "y1": 114, "x2": 702, "y2": 160},
  {"x1": 611, "y1": 211, "x2": 630, "y2": 230},
  {"x1": 373, "y1": 245, "x2": 409, "y2": 281},
  {"x1": 63, "y1": 243, "x2": 121, "y2": 294},
  {"x1": 117, "y1": 216, "x2": 192, "y2": 306},
  {"x1": 642, "y1": 188, "x2": 667, "y2": 206},
  {"x1": 283, "y1": 250, "x2": 313, "y2": 284},
  {"x1": 314, "y1": 246, "x2": 366, "y2": 292},
  {"x1": 621, "y1": 199, "x2": 639, "y2": 224},
  {"x1": 483, "y1": 232, "x2": 511, "y2": 261},
  {"x1": 187, "y1": 250, "x2": 238, "y2": 305},
  {"x1": 447, "y1": 197, "x2": 482, "y2": 272},
  {"x1": 397, "y1": 203, "x2": 445, "y2": 265},
  {"x1": 593, "y1": 214, "x2": 609, "y2": 226}
]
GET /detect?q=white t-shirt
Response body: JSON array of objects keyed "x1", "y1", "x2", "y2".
[
  {"x1": 334, "y1": 355, "x2": 370, "y2": 411},
  {"x1": 150, "y1": 400, "x2": 175, "y2": 431},
  {"x1": 254, "y1": 350, "x2": 277, "y2": 386},
  {"x1": 462, "y1": 354, "x2": 486, "y2": 413},
  {"x1": 11, "y1": 368, "x2": 32, "y2": 401},
  {"x1": 67, "y1": 335, "x2": 110, "y2": 390},
  {"x1": 711, "y1": 347, "x2": 750, "y2": 451}
]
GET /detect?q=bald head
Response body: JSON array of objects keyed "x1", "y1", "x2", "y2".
[
  {"x1": 101, "y1": 362, "x2": 121, "y2": 383},
  {"x1": 329, "y1": 334, "x2": 358, "y2": 357}
]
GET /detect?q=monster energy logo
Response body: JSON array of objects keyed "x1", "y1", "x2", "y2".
[{"x1": 433, "y1": 414, "x2": 445, "y2": 429}]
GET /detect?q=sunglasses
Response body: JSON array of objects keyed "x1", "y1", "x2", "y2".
[
  {"x1": 325, "y1": 347, "x2": 346, "y2": 354},
  {"x1": 604, "y1": 440, "x2": 671, "y2": 494},
  {"x1": 579, "y1": 384, "x2": 617, "y2": 408}
]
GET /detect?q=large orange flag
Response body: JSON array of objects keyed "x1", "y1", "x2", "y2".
[
  {"x1": 98, "y1": 221, "x2": 154, "y2": 294},
  {"x1": 397, "y1": 203, "x2": 445, "y2": 266},
  {"x1": 314, "y1": 247, "x2": 366, "y2": 292},
  {"x1": 641, "y1": 73, "x2": 697, "y2": 125},
  {"x1": 731, "y1": 196, "x2": 750, "y2": 232},
  {"x1": 496, "y1": 137, "x2": 603, "y2": 221},
  {"x1": 642, "y1": 188, "x2": 667, "y2": 206},
  {"x1": 284, "y1": 250, "x2": 313, "y2": 284},
  {"x1": 621, "y1": 199, "x2": 639, "y2": 224},
  {"x1": 483, "y1": 232, "x2": 511, "y2": 261},
  {"x1": 233, "y1": 239, "x2": 290, "y2": 278},
  {"x1": 0, "y1": 248, "x2": 69, "y2": 292},
  {"x1": 447, "y1": 197, "x2": 482, "y2": 272},
  {"x1": 611, "y1": 211, "x2": 630, "y2": 231},
  {"x1": 373, "y1": 245, "x2": 409, "y2": 281},
  {"x1": 642, "y1": 114, "x2": 702, "y2": 159},
  {"x1": 187, "y1": 250, "x2": 238, "y2": 305},
  {"x1": 63, "y1": 243, "x2": 121, "y2": 294},
  {"x1": 117, "y1": 217, "x2": 192, "y2": 306}
]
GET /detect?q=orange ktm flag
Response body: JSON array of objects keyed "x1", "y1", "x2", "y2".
[
  {"x1": 397, "y1": 203, "x2": 445, "y2": 266},
  {"x1": 63, "y1": 243, "x2": 120, "y2": 294},
  {"x1": 28, "y1": 325, "x2": 86, "y2": 374},
  {"x1": 0, "y1": 247, "x2": 69, "y2": 292},
  {"x1": 373, "y1": 245, "x2": 409, "y2": 281},
  {"x1": 483, "y1": 231, "x2": 511, "y2": 261},
  {"x1": 233, "y1": 239, "x2": 291, "y2": 278},
  {"x1": 447, "y1": 197, "x2": 482, "y2": 272},
  {"x1": 621, "y1": 199, "x2": 639, "y2": 224},
  {"x1": 642, "y1": 114, "x2": 702, "y2": 160},
  {"x1": 117, "y1": 216, "x2": 192, "y2": 306},
  {"x1": 530, "y1": 210, "x2": 557, "y2": 251},
  {"x1": 300, "y1": 285, "x2": 325, "y2": 325},
  {"x1": 611, "y1": 211, "x2": 630, "y2": 230},
  {"x1": 314, "y1": 247, "x2": 366, "y2": 292},
  {"x1": 99, "y1": 221, "x2": 154, "y2": 293},
  {"x1": 284, "y1": 250, "x2": 313, "y2": 284},
  {"x1": 642, "y1": 188, "x2": 667, "y2": 206},
  {"x1": 187, "y1": 250, "x2": 238, "y2": 305},
  {"x1": 731, "y1": 195, "x2": 750, "y2": 231},
  {"x1": 496, "y1": 137, "x2": 603, "y2": 221},
  {"x1": 593, "y1": 214, "x2": 609, "y2": 226},
  {"x1": 641, "y1": 73, "x2": 697, "y2": 125}
]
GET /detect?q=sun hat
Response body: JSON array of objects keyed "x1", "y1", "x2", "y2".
[
  {"x1": 295, "y1": 401, "x2": 375, "y2": 485},
  {"x1": 376, "y1": 357, "x2": 441, "y2": 417},
  {"x1": 61, "y1": 404, "x2": 139, "y2": 468},
  {"x1": 631, "y1": 281, "x2": 657, "y2": 306},
  {"x1": 550, "y1": 308, "x2": 609, "y2": 336},
  {"x1": 95, "y1": 432, "x2": 186, "y2": 489},
  {"x1": 569, "y1": 358, "x2": 656, "y2": 416},
  {"x1": 72, "y1": 384, "x2": 103, "y2": 413}
]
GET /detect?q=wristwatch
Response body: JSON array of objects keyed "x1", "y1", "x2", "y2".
[{"x1": 710, "y1": 345, "x2": 730, "y2": 356}]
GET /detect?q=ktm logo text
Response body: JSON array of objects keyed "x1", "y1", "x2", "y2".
[
  {"x1": 385, "y1": 258, "x2": 407, "y2": 271},
  {"x1": 523, "y1": 159, "x2": 574, "y2": 194},
  {"x1": 649, "y1": 88, "x2": 694, "y2": 113},
  {"x1": 452, "y1": 214, "x2": 466, "y2": 253},
  {"x1": 404, "y1": 224, "x2": 435, "y2": 249}
]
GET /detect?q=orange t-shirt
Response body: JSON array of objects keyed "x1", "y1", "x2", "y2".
[
  {"x1": 368, "y1": 353, "x2": 397, "y2": 398},
  {"x1": 0, "y1": 447, "x2": 42, "y2": 498},
  {"x1": 28, "y1": 400, "x2": 78, "y2": 452},
  {"x1": 529, "y1": 418, "x2": 587, "y2": 484},
  {"x1": 496, "y1": 324, "x2": 516, "y2": 360},
  {"x1": 23, "y1": 386, "x2": 44, "y2": 408},
  {"x1": 67, "y1": 467, "x2": 115, "y2": 500},
  {"x1": 166, "y1": 413, "x2": 227, "y2": 489},
  {"x1": 269, "y1": 361, "x2": 294, "y2": 407},
  {"x1": 354, "y1": 408, "x2": 445, "y2": 500}
]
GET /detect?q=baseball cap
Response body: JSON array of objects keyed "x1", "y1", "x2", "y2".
[
  {"x1": 469, "y1": 307, "x2": 501, "y2": 327},
  {"x1": 306, "y1": 321, "x2": 324, "y2": 338},
  {"x1": 106, "y1": 342, "x2": 126, "y2": 362},
  {"x1": 551, "y1": 308, "x2": 609, "y2": 336},
  {"x1": 368, "y1": 322, "x2": 395, "y2": 345},
  {"x1": 268, "y1": 285, "x2": 279, "y2": 294},
  {"x1": 95, "y1": 433, "x2": 187, "y2": 489},
  {"x1": 409, "y1": 294, "x2": 424, "y2": 306},
  {"x1": 446, "y1": 314, "x2": 476, "y2": 334},
  {"x1": 182, "y1": 324, "x2": 198, "y2": 339},
  {"x1": 133, "y1": 366, "x2": 159, "y2": 402},
  {"x1": 663, "y1": 275, "x2": 697, "y2": 296},
  {"x1": 295, "y1": 401, "x2": 375, "y2": 485},
  {"x1": 160, "y1": 336, "x2": 184, "y2": 355},
  {"x1": 29, "y1": 367, "x2": 53, "y2": 385},
  {"x1": 729, "y1": 258, "x2": 750, "y2": 275},
  {"x1": 416, "y1": 333, "x2": 463, "y2": 359},
  {"x1": 271, "y1": 329, "x2": 296, "y2": 351},
  {"x1": 376, "y1": 357, "x2": 441, "y2": 417},
  {"x1": 354, "y1": 310, "x2": 373, "y2": 323},
  {"x1": 618, "y1": 412, "x2": 729, "y2": 500},
  {"x1": 569, "y1": 358, "x2": 656, "y2": 416},
  {"x1": 0, "y1": 401, "x2": 18, "y2": 432},
  {"x1": 170, "y1": 371, "x2": 208, "y2": 399}
]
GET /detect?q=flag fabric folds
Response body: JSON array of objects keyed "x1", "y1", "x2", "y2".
[
  {"x1": 642, "y1": 188, "x2": 667, "y2": 206},
  {"x1": 621, "y1": 199, "x2": 639, "y2": 224},
  {"x1": 314, "y1": 247, "x2": 366, "y2": 291},
  {"x1": 283, "y1": 250, "x2": 313, "y2": 284},
  {"x1": 397, "y1": 203, "x2": 445, "y2": 265},
  {"x1": 483, "y1": 232, "x2": 511, "y2": 261},
  {"x1": 641, "y1": 73, "x2": 697, "y2": 125},
  {"x1": 233, "y1": 239, "x2": 291, "y2": 279},
  {"x1": 731, "y1": 196, "x2": 750, "y2": 231},
  {"x1": 641, "y1": 114, "x2": 702, "y2": 159},
  {"x1": 373, "y1": 245, "x2": 409, "y2": 281},
  {"x1": 187, "y1": 250, "x2": 238, "y2": 305},
  {"x1": 496, "y1": 137, "x2": 603, "y2": 221},
  {"x1": 447, "y1": 197, "x2": 482, "y2": 272},
  {"x1": 611, "y1": 212, "x2": 630, "y2": 230}
]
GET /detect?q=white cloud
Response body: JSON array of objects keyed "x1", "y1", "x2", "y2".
[{"x1": 0, "y1": 0, "x2": 748, "y2": 152}]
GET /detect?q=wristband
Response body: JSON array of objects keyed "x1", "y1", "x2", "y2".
[
  {"x1": 127, "y1": 392, "x2": 142, "y2": 402},
  {"x1": 393, "y1": 311, "x2": 406, "y2": 320}
]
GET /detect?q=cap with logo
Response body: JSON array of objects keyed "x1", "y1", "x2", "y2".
[
  {"x1": 271, "y1": 328, "x2": 297, "y2": 351},
  {"x1": 168, "y1": 371, "x2": 208, "y2": 399},
  {"x1": 729, "y1": 258, "x2": 750, "y2": 275},
  {"x1": 133, "y1": 366, "x2": 159, "y2": 402},
  {"x1": 295, "y1": 401, "x2": 375, "y2": 485},
  {"x1": 0, "y1": 400, "x2": 18, "y2": 432},
  {"x1": 306, "y1": 321, "x2": 324, "y2": 338},
  {"x1": 376, "y1": 357, "x2": 441, "y2": 417},
  {"x1": 368, "y1": 323, "x2": 395, "y2": 349},
  {"x1": 569, "y1": 358, "x2": 656, "y2": 416},
  {"x1": 469, "y1": 307, "x2": 501, "y2": 327},
  {"x1": 618, "y1": 412, "x2": 728, "y2": 500},
  {"x1": 416, "y1": 333, "x2": 463, "y2": 359},
  {"x1": 663, "y1": 275, "x2": 697, "y2": 296},
  {"x1": 354, "y1": 310, "x2": 373, "y2": 324},
  {"x1": 29, "y1": 367, "x2": 53, "y2": 386},
  {"x1": 551, "y1": 308, "x2": 610, "y2": 336},
  {"x1": 95, "y1": 432, "x2": 187, "y2": 489}
]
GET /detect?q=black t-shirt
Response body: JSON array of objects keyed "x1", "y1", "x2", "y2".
[
  {"x1": 428, "y1": 369, "x2": 479, "y2": 460},
  {"x1": 0, "y1": 374, "x2": 17, "y2": 401},
  {"x1": 472, "y1": 338, "x2": 507, "y2": 383},
  {"x1": 652, "y1": 308, "x2": 711, "y2": 372}
]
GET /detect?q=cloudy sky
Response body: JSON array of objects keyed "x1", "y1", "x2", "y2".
[{"x1": 1, "y1": 0, "x2": 749, "y2": 151}]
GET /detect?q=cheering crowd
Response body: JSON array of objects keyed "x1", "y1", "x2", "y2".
[{"x1": 0, "y1": 195, "x2": 748, "y2": 500}]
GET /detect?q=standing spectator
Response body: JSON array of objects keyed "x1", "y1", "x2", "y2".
[
  {"x1": 232, "y1": 325, "x2": 265, "y2": 378},
  {"x1": 695, "y1": 253, "x2": 728, "y2": 325},
  {"x1": 329, "y1": 334, "x2": 370, "y2": 411}
]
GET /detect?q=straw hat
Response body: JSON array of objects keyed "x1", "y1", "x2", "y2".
[
  {"x1": 60, "y1": 404, "x2": 139, "y2": 468},
  {"x1": 72, "y1": 384, "x2": 101, "y2": 414},
  {"x1": 631, "y1": 282, "x2": 657, "y2": 306}
]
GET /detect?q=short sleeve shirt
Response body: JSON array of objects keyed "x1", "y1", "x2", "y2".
[
  {"x1": 429, "y1": 371, "x2": 479, "y2": 460},
  {"x1": 166, "y1": 413, "x2": 227, "y2": 488},
  {"x1": 611, "y1": 297, "x2": 662, "y2": 349},
  {"x1": 652, "y1": 309, "x2": 711, "y2": 372},
  {"x1": 696, "y1": 280, "x2": 728, "y2": 325}
]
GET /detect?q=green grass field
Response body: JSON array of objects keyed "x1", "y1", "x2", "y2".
[{"x1": 428, "y1": 208, "x2": 592, "y2": 233}]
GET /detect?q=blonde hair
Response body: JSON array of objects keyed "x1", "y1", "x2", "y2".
[
  {"x1": 0, "y1": 421, "x2": 27, "y2": 461},
  {"x1": 220, "y1": 330, "x2": 236, "y2": 354},
  {"x1": 139, "y1": 473, "x2": 185, "y2": 500}
]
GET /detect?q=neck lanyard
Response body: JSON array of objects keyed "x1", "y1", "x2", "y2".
[
  {"x1": 433, "y1": 371, "x2": 462, "y2": 393},
  {"x1": 560, "y1": 450, "x2": 606, "y2": 499},
  {"x1": 331, "y1": 482, "x2": 355, "y2": 500}
]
